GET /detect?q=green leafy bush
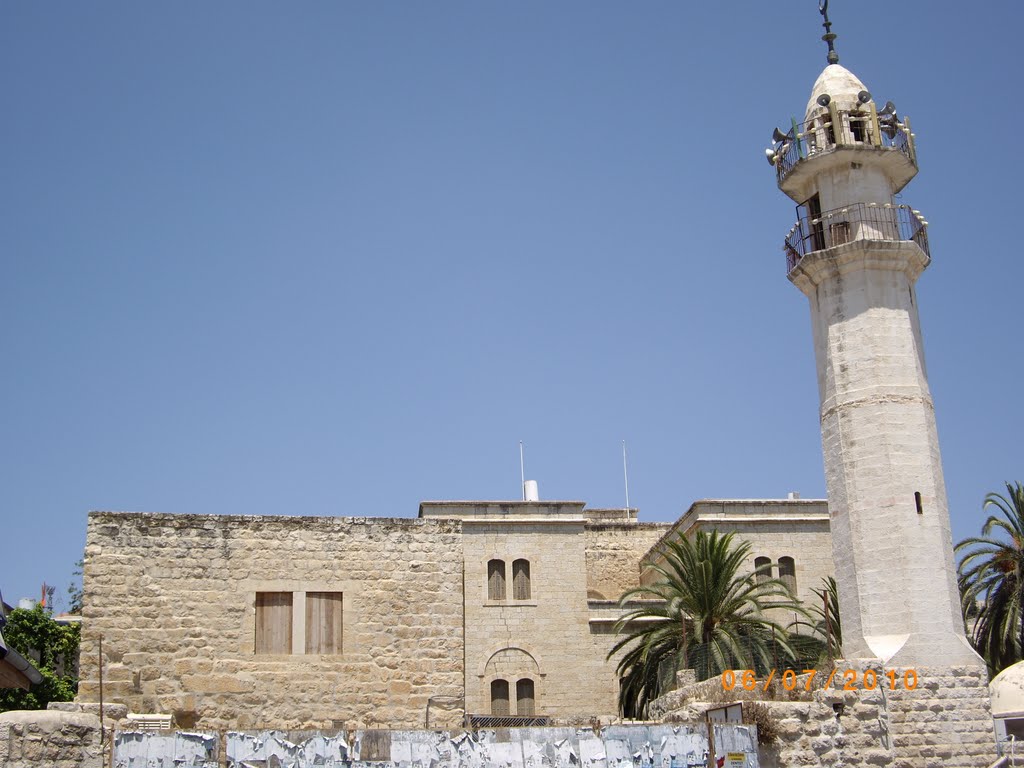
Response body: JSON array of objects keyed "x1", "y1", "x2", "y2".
[{"x1": 0, "y1": 604, "x2": 80, "y2": 712}]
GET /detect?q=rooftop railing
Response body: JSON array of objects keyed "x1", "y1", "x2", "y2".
[
  {"x1": 773, "y1": 109, "x2": 915, "y2": 184},
  {"x1": 784, "y1": 202, "x2": 929, "y2": 274}
]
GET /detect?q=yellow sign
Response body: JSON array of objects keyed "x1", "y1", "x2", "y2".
[{"x1": 726, "y1": 754, "x2": 746, "y2": 767}]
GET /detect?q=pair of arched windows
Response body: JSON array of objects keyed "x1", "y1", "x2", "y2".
[
  {"x1": 490, "y1": 678, "x2": 535, "y2": 717},
  {"x1": 487, "y1": 559, "x2": 531, "y2": 600},
  {"x1": 755, "y1": 556, "x2": 797, "y2": 593}
]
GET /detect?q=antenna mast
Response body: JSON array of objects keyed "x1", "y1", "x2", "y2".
[
  {"x1": 519, "y1": 441, "x2": 526, "y2": 501},
  {"x1": 622, "y1": 440, "x2": 630, "y2": 515}
]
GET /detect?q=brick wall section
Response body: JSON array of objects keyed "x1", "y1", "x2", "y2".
[
  {"x1": 584, "y1": 522, "x2": 671, "y2": 601},
  {"x1": 79, "y1": 512, "x2": 466, "y2": 731}
]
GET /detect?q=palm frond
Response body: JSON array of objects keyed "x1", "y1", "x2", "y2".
[{"x1": 956, "y1": 482, "x2": 1024, "y2": 675}]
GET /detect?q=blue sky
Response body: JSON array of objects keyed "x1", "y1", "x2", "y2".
[{"x1": 2, "y1": 1, "x2": 1020, "y2": 608}]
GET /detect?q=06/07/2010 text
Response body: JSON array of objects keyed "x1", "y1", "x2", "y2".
[{"x1": 720, "y1": 668, "x2": 918, "y2": 692}]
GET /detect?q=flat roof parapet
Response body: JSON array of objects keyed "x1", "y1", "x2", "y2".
[
  {"x1": 418, "y1": 501, "x2": 587, "y2": 521},
  {"x1": 583, "y1": 508, "x2": 639, "y2": 523}
]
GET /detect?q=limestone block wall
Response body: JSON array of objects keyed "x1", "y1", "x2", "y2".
[
  {"x1": 79, "y1": 512, "x2": 466, "y2": 731},
  {"x1": 654, "y1": 660, "x2": 997, "y2": 767},
  {"x1": 461, "y1": 521, "x2": 622, "y2": 720},
  {"x1": 885, "y1": 664, "x2": 996, "y2": 767},
  {"x1": 0, "y1": 710, "x2": 103, "y2": 768},
  {"x1": 584, "y1": 522, "x2": 671, "y2": 601}
]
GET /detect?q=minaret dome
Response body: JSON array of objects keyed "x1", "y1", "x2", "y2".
[{"x1": 804, "y1": 64, "x2": 871, "y2": 123}]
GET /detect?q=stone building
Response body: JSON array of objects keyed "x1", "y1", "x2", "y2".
[
  {"x1": 69, "y1": 11, "x2": 998, "y2": 763},
  {"x1": 76, "y1": 495, "x2": 832, "y2": 730}
]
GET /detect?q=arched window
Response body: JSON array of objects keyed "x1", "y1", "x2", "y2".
[
  {"x1": 490, "y1": 679, "x2": 510, "y2": 716},
  {"x1": 516, "y1": 678, "x2": 535, "y2": 717},
  {"x1": 778, "y1": 556, "x2": 797, "y2": 594},
  {"x1": 754, "y1": 556, "x2": 772, "y2": 585},
  {"x1": 512, "y1": 559, "x2": 531, "y2": 600},
  {"x1": 488, "y1": 559, "x2": 506, "y2": 600}
]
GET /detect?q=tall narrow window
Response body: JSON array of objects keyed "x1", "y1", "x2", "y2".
[
  {"x1": 778, "y1": 557, "x2": 797, "y2": 594},
  {"x1": 255, "y1": 592, "x2": 293, "y2": 654},
  {"x1": 490, "y1": 679, "x2": 510, "y2": 716},
  {"x1": 754, "y1": 556, "x2": 772, "y2": 585},
  {"x1": 803, "y1": 194, "x2": 825, "y2": 252},
  {"x1": 516, "y1": 678, "x2": 535, "y2": 716},
  {"x1": 306, "y1": 592, "x2": 343, "y2": 655},
  {"x1": 512, "y1": 559, "x2": 531, "y2": 600},
  {"x1": 488, "y1": 559, "x2": 506, "y2": 600}
]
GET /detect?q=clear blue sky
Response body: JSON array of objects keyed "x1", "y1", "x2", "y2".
[{"x1": 2, "y1": 2, "x2": 1020, "y2": 609}]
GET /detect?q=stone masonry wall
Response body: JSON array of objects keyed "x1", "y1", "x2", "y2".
[
  {"x1": 0, "y1": 710, "x2": 103, "y2": 768},
  {"x1": 79, "y1": 512, "x2": 466, "y2": 731},
  {"x1": 654, "y1": 660, "x2": 996, "y2": 767},
  {"x1": 462, "y1": 522, "x2": 622, "y2": 720},
  {"x1": 584, "y1": 523, "x2": 670, "y2": 601},
  {"x1": 885, "y1": 664, "x2": 996, "y2": 767}
]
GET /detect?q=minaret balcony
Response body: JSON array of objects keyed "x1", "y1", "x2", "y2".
[
  {"x1": 773, "y1": 109, "x2": 918, "y2": 197},
  {"x1": 783, "y1": 202, "x2": 929, "y2": 274}
]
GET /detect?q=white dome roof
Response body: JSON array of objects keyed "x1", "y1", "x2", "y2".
[
  {"x1": 805, "y1": 64, "x2": 872, "y2": 123},
  {"x1": 991, "y1": 660, "x2": 1024, "y2": 717}
]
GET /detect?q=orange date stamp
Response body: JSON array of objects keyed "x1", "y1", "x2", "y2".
[{"x1": 721, "y1": 668, "x2": 918, "y2": 692}]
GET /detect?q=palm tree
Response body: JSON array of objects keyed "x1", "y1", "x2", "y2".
[
  {"x1": 607, "y1": 529, "x2": 803, "y2": 718},
  {"x1": 956, "y1": 481, "x2": 1024, "y2": 676}
]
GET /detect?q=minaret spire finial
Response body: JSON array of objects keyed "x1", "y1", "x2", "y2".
[{"x1": 819, "y1": 0, "x2": 840, "y2": 64}]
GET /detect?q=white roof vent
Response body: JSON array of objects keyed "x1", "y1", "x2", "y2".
[{"x1": 523, "y1": 480, "x2": 539, "y2": 502}]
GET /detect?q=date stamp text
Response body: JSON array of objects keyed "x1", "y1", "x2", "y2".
[{"x1": 721, "y1": 668, "x2": 918, "y2": 692}]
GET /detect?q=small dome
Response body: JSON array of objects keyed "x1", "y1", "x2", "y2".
[
  {"x1": 991, "y1": 660, "x2": 1024, "y2": 717},
  {"x1": 805, "y1": 64, "x2": 872, "y2": 123}
]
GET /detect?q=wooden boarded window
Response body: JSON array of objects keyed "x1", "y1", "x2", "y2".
[
  {"x1": 512, "y1": 559, "x2": 531, "y2": 600},
  {"x1": 306, "y1": 592, "x2": 343, "y2": 655},
  {"x1": 487, "y1": 559, "x2": 506, "y2": 600},
  {"x1": 516, "y1": 678, "x2": 535, "y2": 716},
  {"x1": 778, "y1": 556, "x2": 797, "y2": 594},
  {"x1": 490, "y1": 679, "x2": 510, "y2": 716},
  {"x1": 255, "y1": 592, "x2": 293, "y2": 654},
  {"x1": 754, "y1": 556, "x2": 772, "y2": 585}
]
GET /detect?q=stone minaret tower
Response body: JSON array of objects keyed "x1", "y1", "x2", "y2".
[
  {"x1": 768, "y1": 22, "x2": 978, "y2": 670},
  {"x1": 767, "y1": 10, "x2": 996, "y2": 763}
]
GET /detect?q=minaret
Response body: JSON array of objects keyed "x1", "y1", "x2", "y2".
[{"x1": 766, "y1": 8, "x2": 979, "y2": 668}]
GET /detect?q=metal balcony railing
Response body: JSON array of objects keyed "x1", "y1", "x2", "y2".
[
  {"x1": 773, "y1": 110, "x2": 915, "y2": 184},
  {"x1": 783, "y1": 202, "x2": 930, "y2": 274}
]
